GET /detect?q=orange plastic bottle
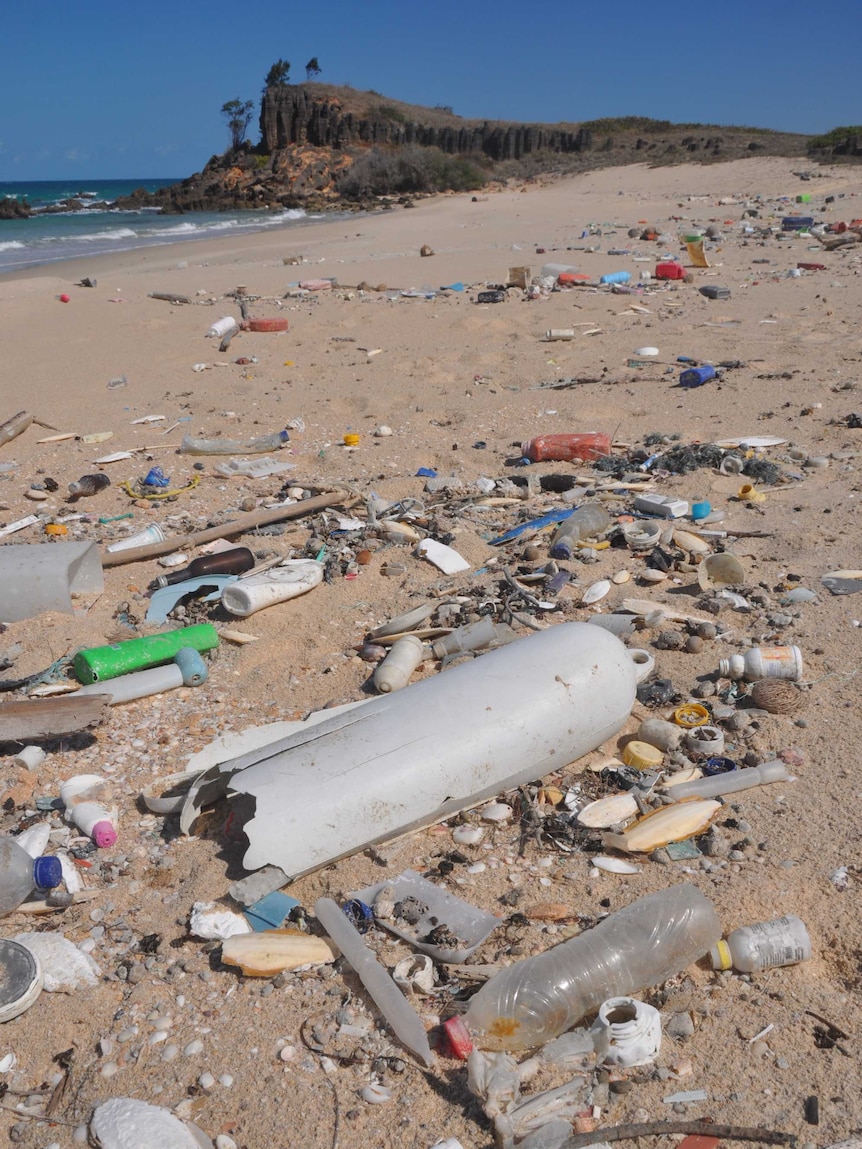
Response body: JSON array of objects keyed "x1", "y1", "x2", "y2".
[{"x1": 521, "y1": 433, "x2": 611, "y2": 464}]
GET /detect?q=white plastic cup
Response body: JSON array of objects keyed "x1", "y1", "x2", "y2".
[
  {"x1": 11, "y1": 746, "x2": 46, "y2": 772},
  {"x1": 105, "y1": 524, "x2": 166, "y2": 553}
]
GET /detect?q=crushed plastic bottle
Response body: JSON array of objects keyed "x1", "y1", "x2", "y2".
[{"x1": 0, "y1": 836, "x2": 62, "y2": 917}]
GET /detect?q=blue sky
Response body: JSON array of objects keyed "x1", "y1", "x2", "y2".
[{"x1": 2, "y1": 0, "x2": 858, "y2": 180}]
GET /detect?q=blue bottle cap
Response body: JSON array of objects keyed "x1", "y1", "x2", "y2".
[
  {"x1": 703, "y1": 756, "x2": 738, "y2": 777},
  {"x1": 33, "y1": 855, "x2": 62, "y2": 890},
  {"x1": 341, "y1": 899, "x2": 374, "y2": 933},
  {"x1": 691, "y1": 500, "x2": 711, "y2": 520}
]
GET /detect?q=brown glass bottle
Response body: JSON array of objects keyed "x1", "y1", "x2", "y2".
[{"x1": 154, "y1": 547, "x2": 255, "y2": 588}]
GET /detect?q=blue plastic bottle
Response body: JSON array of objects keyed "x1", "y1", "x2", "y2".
[
  {"x1": 679, "y1": 365, "x2": 716, "y2": 388},
  {"x1": 599, "y1": 271, "x2": 631, "y2": 285}
]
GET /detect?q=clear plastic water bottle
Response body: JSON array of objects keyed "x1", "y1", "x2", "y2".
[
  {"x1": 445, "y1": 884, "x2": 720, "y2": 1054},
  {"x1": 0, "y1": 836, "x2": 62, "y2": 917},
  {"x1": 549, "y1": 503, "x2": 611, "y2": 559}
]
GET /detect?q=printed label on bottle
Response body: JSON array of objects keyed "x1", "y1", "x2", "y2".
[{"x1": 757, "y1": 648, "x2": 797, "y2": 677}]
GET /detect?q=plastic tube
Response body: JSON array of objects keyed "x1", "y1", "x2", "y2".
[
  {"x1": 446, "y1": 884, "x2": 719, "y2": 1054},
  {"x1": 314, "y1": 897, "x2": 434, "y2": 1067},
  {"x1": 373, "y1": 635, "x2": 427, "y2": 693},
  {"x1": 75, "y1": 663, "x2": 184, "y2": 704},
  {"x1": 0, "y1": 411, "x2": 34, "y2": 448},
  {"x1": 73, "y1": 623, "x2": 219, "y2": 684},
  {"x1": 664, "y1": 759, "x2": 791, "y2": 801}
]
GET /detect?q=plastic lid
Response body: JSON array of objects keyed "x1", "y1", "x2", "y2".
[
  {"x1": 673, "y1": 703, "x2": 710, "y2": 728},
  {"x1": 710, "y1": 939, "x2": 732, "y2": 970},
  {"x1": 33, "y1": 855, "x2": 62, "y2": 890},
  {"x1": 444, "y1": 1015, "x2": 473, "y2": 1059},
  {"x1": 0, "y1": 939, "x2": 43, "y2": 1024},
  {"x1": 621, "y1": 741, "x2": 663, "y2": 770},
  {"x1": 92, "y1": 820, "x2": 118, "y2": 849}
]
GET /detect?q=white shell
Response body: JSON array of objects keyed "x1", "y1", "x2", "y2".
[
  {"x1": 453, "y1": 824, "x2": 485, "y2": 846},
  {"x1": 582, "y1": 579, "x2": 611, "y2": 605},
  {"x1": 634, "y1": 346, "x2": 660, "y2": 356},
  {"x1": 481, "y1": 802, "x2": 513, "y2": 822},
  {"x1": 612, "y1": 570, "x2": 631, "y2": 584},
  {"x1": 361, "y1": 1084, "x2": 392, "y2": 1104},
  {"x1": 640, "y1": 569, "x2": 667, "y2": 583},
  {"x1": 577, "y1": 793, "x2": 639, "y2": 828},
  {"x1": 90, "y1": 1098, "x2": 212, "y2": 1149},
  {"x1": 592, "y1": 856, "x2": 642, "y2": 874},
  {"x1": 673, "y1": 529, "x2": 710, "y2": 555}
]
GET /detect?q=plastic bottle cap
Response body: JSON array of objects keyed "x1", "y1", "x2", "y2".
[
  {"x1": 673, "y1": 703, "x2": 710, "y2": 728},
  {"x1": 33, "y1": 855, "x2": 62, "y2": 890},
  {"x1": 621, "y1": 741, "x2": 664, "y2": 770},
  {"x1": 92, "y1": 821, "x2": 118, "y2": 849},
  {"x1": 710, "y1": 940, "x2": 732, "y2": 970},
  {"x1": 343, "y1": 433, "x2": 360, "y2": 447},
  {"x1": 0, "y1": 939, "x2": 43, "y2": 1024},
  {"x1": 444, "y1": 1015, "x2": 473, "y2": 1059}
]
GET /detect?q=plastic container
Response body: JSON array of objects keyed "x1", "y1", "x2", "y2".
[
  {"x1": 154, "y1": 547, "x2": 255, "y2": 588},
  {"x1": 0, "y1": 835, "x2": 62, "y2": 917},
  {"x1": 180, "y1": 430, "x2": 289, "y2": 456},
  {"x1": 521, "y1": 434, "x2": 612, "y2": 464},
  {"x1": 599, "y1": 271, "x2": 631, "y2": 285},
  {"x1": 206, "y1": 316, "x2": 239, "y2": 339},
  {"x1": 679, "y1": 365, "x2": 716, "y2": 388},
  {"x1": 431, "y1": 617, "x2": 514, "y2": 660},
  {"x1": 446, "y1": 884, "x2": 720, "y2": 1053},
  {"x1": 655, "y1": 262, "x2": 686, "y2": 281},
  {"x1": 180, "y1": 623, "x2": 641, "y2": 881},
  {"x1": 68, "y1": 473, "x2": 110, "y2": 500},
  {"x1": 541, "y1": 263, "x2": 580, "y2": 279},
  {"x1": 549, "y1": 504, "x2": 611, "y2": 558},
  {"x1": 73, "y1": 623, "x2": 219, "y2": 684},
  {"x1": 664, "y1": 758, "x2": 790, "y2": 801},
  {"x1": 0, "y1": 541, "x2": 104, "y2": 624},
  {"x1": 710, "y1": 915, "x2": 812, "y2": 972},
  {"x1": 59, "y1": 774, "x2": 117, "y2": 848},
  {"x1": 221, "y1": 559, "x2": 323, "y2": 618},
  {"x1": 374, "y1": 635, "x2": 427, "y2": 693},
  {"x1": 0, "y1": 411, "x2": 34, "y2": 448},
  {"x1": 699, "y1": 286, "x2": 731, "y2": 300},
  {"x1": 0, "y1": 938, "x2": 43, "y2": 1022},
  {"x1": 105, "y1": 524, "x2": 166, "y2": 553},
  {"x1": 719, "y1": 645, "x2": 803, "y2": 682}
]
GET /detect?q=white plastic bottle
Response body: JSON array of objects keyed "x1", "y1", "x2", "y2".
[
  {"x1": 221, "y1": 559, "x2": 323, "y2": 617},
  {"x1": 374, "y1": 635, "x2": 427, "y2": 693},
  {"x1": 710, "y1": 915, "x2": 812, "y2": 973},
  {"x1": 59, "y1": 775, "x2": 118, "y2": 848},
  {"x1": 719, "y1": 645, "x2": 803, "y2": 682},
  {"x1": 445, "y1": 884, "x2": 720, "y2": 1054},
  {"x1": 0, "y1": 836, "x2": 63, "y2": 916}
]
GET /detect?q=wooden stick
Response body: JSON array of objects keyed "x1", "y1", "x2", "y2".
[
  {"x1": 560, "y1": 1121, "x2": 796, "y2": 1149},
  {"x1": 0, "y1": 695, "x2": 111, "y2": 741},
  {"x1": 100, "y1": 489, "x2": 352, "y2": 568}
]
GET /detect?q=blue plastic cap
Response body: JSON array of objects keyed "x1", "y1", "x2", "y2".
[
  {"x1": 278, "y1": 430, "x2": 290, "y2": 443},
  {"x1": 342, "y1": 899, "x2": 374, "y2": 934},
  {"x1": 33, "y1": 855, "x2": 62, "y2": 890}
]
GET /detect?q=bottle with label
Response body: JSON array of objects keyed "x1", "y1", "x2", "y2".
[
  {"x1": 521, "y1": 433, "x2": 611, "y2": 464},
  {"x1": 710, "y1": 915, "x2": 812, "y2": 972},
  {"x1": 68, "y1": 473, "x2": 110, "y2": 500},
  {"x1": 719, "y1": 645, "x2": 803, "y2": 682},
  {"x1": 0, "y1": 836, "x2": 62, "y2": 916},
  {"x1": 153, "y1": 547, "x2": 255, "y2": 588}
]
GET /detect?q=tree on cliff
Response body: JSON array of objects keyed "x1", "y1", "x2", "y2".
[
  {"x1": 221, "y1": 99, "x2": 255, "y2": 151},
  {"x1": 305, "y1": 57, "x2": 321, "y2": 80},
  {"x1": 264, "y1": 59, "x2": 291, "y2": 90}
]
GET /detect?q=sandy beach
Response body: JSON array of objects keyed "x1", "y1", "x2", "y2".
[{"x1": 0, "y1": 155, "x2": 861, "y2": 1149}]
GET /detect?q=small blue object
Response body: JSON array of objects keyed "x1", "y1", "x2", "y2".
[
  {"x1": 489, "y1": 506, "x2": 574, "y2": 547},
  {"x1": 33, "y1": 856, "x2": 62, "y2": 890},
  {"x1": 599, "y1": 270, "x2": 631, "y2": 285},
  {"x1": 691, "y1": 500, "x2": 711, "y2": 521},
  {"x1": 677, "y1": 356, "x2": 696, "y2": 364},
  {"x1": 143, "y1": 466, "x2": 170, "y2": 487},
  {"x1": 342, "y1": 899, "x2": 374, "y2": 933},
  {"x1": 679, "y1": 365, "x2": 716, "y2": 388},
  {"x1": 703, "y1": 756, "x2": 738, "y2": 777},
  {"x1": 440, "y1": 282, "x2": 464, "y2": 292},
  {"x1": 244, "y1": 891, "x2": 301, "y2": 932},
  {"x1": 416, "y1": 467, "x2": 437, "y2": 478},
  {"x1": 174, "y1": 647, "x2": 208, "y2": 687}
]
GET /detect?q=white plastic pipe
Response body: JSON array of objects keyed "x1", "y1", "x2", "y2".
[
  {"x1": 665, "y1": 759, "x2": 791, "y2": 801},
  {"x1": 75, "y1": 663, "x2": 184, "y2": 704}
]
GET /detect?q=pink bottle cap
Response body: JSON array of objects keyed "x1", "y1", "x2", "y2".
[{"x1": 92, "y1": 820, "x2": 117, "y2": 849}]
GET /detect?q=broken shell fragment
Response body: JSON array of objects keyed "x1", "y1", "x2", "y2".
[
  {"x1": 524, "y1": 902, "x2": 573, "y2": 921},
  {"x1": 602, "y1": 799, "x2": 721, "y2": 854},
  {"x1": 640, "y1": 569, "x2": 667, "y2": 584},
  {"x1": 480, "y1": 802, "x2": 513, "y2": 822},
  {"x1": 582, "y1": 579, "x2": 611, "y2": 605},
  {"x1": 452, "y1": 824, "x2": 485, "y2": 846},
  {"x1": 592, "y1": 856, "x2": 642, "y2": 874},
  {"x1": 220, "y1": 929, "x2": 336, "y2": 977},
  {"x1": 672, "y1": 530, "x2": 711, "y2": 556},
  {"x1": 576, "y1": 793, "x2": 639, "y2": 829}
]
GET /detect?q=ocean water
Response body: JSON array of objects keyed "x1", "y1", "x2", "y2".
[{"x1": 0, "y1": 179, "x2": 320, "y2": 274}]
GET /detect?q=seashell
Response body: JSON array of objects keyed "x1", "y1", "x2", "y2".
[
  {"x1": 524, "y1": 902, "x2": 573, "y2": 921},
  {"x1": 219, "y1": 629, "x2": 260, "y2": 645},
  {"x1": 378, "y1": 520, "x2": 422, "y2": 543},
  {"x1": 392, "y1": 954, "x2": 436, "y2": 994},
  {"x1": 24, "y1": 488, "x2": 49, "y2": 501},
  {"x1": 602, "y1": 799, "x2": 721, "y2": 854},
  {"x1": 576, "y1": 793, "x2": 639, "y2": 828},
  {"x1": 750, "y1": 679, "x2": 807, "y2": 715},
  {"x1": 481, "y1": 802, "x2": 513, "y2": 822},
  {"x1": 634, "y1": 346, "x2": 660, "y2": 357},
  {"x1": 698, "y1": 552, "x2": 745, "y2": 591},
  {"x1": 612, "y1": 570, "x2": 631, "y2": 584},
  {"x1": 361, "y1": 1084, "x2": 392, "y2": 1104},
  {"x1": 453, "y1": 824, "x2": 485, "y2": 846},
  {"x1": 538, "y1": 785, "x2": 565, "y2": 807},
  {"x1": 672, "y1": 530, "x2": 711, "y2": 556},
  {"x1": 640, "y1": 569, "x2": 667, "y2": 584},
  {"x1": 582, "y1": 579, "x2": 611, "y2": 605},
  {"x1": 663, "y1": 767, "x2": 703, "y2": 787},
  {"x1": 221, "y1": 929, "x2": 335, "y2": 976},
  {"x1": 592, "y1": 856, "x2": 642, "y2": 874}
]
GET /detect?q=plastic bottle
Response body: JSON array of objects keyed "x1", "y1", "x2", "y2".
[
  {"x1": 521, "y1": 433, "x2": 611, "y2": 464},
  {"x1": 431, "y1": 617, "x2": 514, "y2": 660},
  {"x1": 599, "y1": 271, "x2": 631, "y2": 285},
  {"x1": 0, "y1": 411, "x2": 34, "y2": 448},
  {"x1": 0, "y1": 836, "x2": 62, "y2": 916},
  {"x1": 549, "y1": 504, "x2": 611, "y2": 559},
  {"x1": 444, "y1": 884, "x2": 720, "y2": 1054},
  {"x1": 710, "y1": 915, "x2": 812, "y2": 973},
  {"x1": 68, "y1": 474, "x2": 110, "y2": 500},
  {"x1": 374, "y1": 635, "x2": 427, "y2": 693},
  {"x1": 220, "y1": 559, "x2": 323, "y2": 618},
  {"x1": 719, "y1": 645, "x2": 803, "y2": 682},
  {"x1": 153, "y1": 547, "x2": 255, "y2": 589},
  {"x1": 679, "y1": 365, "x2": 716, "y2": 388},
  {"x1": 59, "y1": 775, "x2": 117, "y2": 848},
  {"x1": 206, "y1": 316, "x2": 239, "y2": 339},
  {"x1": 179, "y1": 430, "x2": 289, "y2": 456}
]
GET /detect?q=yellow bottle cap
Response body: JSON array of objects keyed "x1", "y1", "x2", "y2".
[
  {"x1": 343, "y1": 433, "x2": 360, "y2": 447},
  {"x1": 621, "y1": 740, "x2": 664, "y2": 770},
  {"x1": 711, "y1": 939, "x2": 732, "y2": 970},
  {"x1": 673, "y1": 703, "x2": 710, "y2": 728}
]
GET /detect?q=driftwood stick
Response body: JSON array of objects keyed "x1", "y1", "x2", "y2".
[
  {"x1": 148, "y1": 291, "x2": 191, "y2": 304},
  {"x1": 560, "y1": 1121, "x2": 796, "y2": 1149},
  {"x1": 100, "y1": 489, "x2": 352, "y2": 568}
]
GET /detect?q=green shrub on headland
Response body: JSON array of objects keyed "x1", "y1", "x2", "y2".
[{"x1": 338, "y1": 146, "x2": 487, "y2": 199}]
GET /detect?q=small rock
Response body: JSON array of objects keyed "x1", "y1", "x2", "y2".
[{"x1": 666, "y1": 1012, "x2": 695, "y2": 1040}]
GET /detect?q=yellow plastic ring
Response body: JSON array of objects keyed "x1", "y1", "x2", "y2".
[{"x1": 673, "y1": 703, "x2": 710, "y2": 728}]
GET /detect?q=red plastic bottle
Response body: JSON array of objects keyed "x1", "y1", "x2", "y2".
[{"x1": 521, "y1": 433, "x2": 611, "y2": 464}]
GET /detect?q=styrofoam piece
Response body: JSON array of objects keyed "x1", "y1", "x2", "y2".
[
  {"x1": 633, "y1": 494, "x2": 689, "y2": 519},
  {"x1": 0, "y1": 541, "x2": 104, "y2": 623},
  {"x1": 188, "y1": 901, "x2": 252, "y2": 941},
  {"x1": 90, "y1": 1098, "x2": 213, "y2": 1149},
  {"x1": 416, "y1": 538, "x2": 471, "y2": 574},
  {"x1": 15, "y1": 822, "x2": 51, "y2": 858},
  {"x1": 14, "y1": 931, "x2": 101, "y2": 992},
  {"x1": 180, "y1": 624, "x2": 638, "y2": 879},
  {"x1": 213, "y1": 456, "x2": 296, "y2": 479},
  {"x1": 352, "y1": 870, "x2": 500, "y2": 962}
]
